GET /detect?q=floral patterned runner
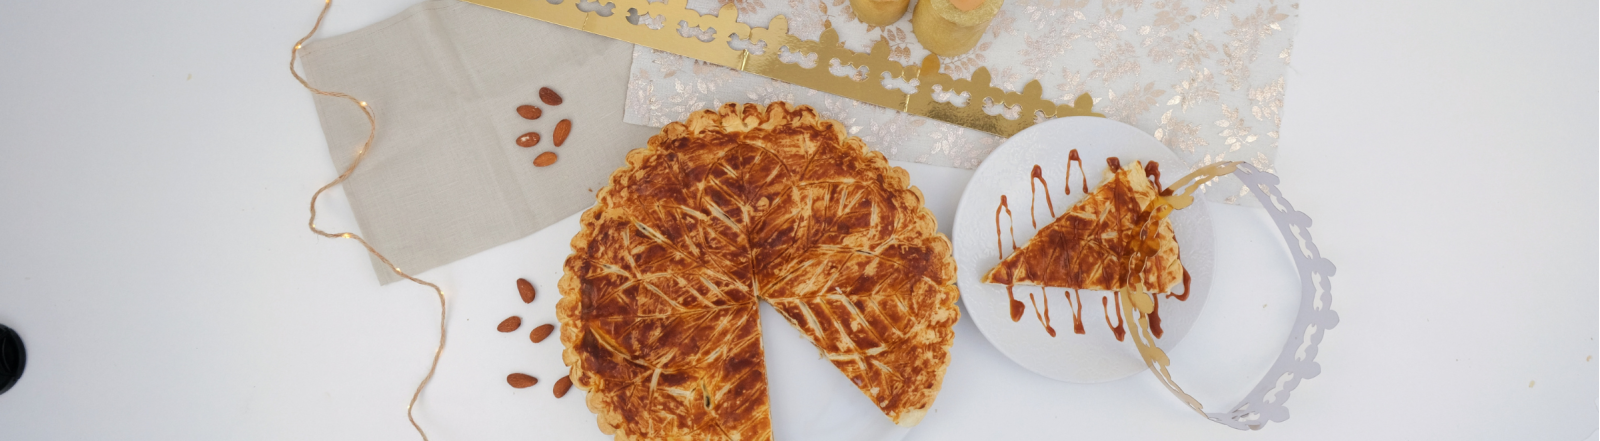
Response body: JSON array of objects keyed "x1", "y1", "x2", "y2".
[{"x1": 624, "y1": 0, "x2": 1297, "y2": 204}]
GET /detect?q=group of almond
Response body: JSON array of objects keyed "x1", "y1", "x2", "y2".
[
  {"x1": 499, "y1": 278, "x2": 572, "y2": 398},
  {"x1": 515, "y1": 87, "x2": 574, "y2": 168}
]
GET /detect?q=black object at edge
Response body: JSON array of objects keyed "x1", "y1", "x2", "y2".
[{"x1": 0, "y1": 324, "x2": 23, "y2": 395}]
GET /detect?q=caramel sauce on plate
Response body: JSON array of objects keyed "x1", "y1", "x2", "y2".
[
  {"x1": 994, "y1": 195, "x2": 1018, "y2": 257},
  {"x1": 1165, "y1": 269, "x2": 1191, "y2": 301},
  {"x1": 1065, "y1": 289, "x2": 1086, "y2": 334},
  {"x1": 1144, "y1": 160, "x2": 1163, "y2": 194},
  {"x1": 1148, "y1": 295, "x2": 1164, "y2": 338},
  {"x1": 990, "y1": 152, "x2": 1185, "y2": 340},
  {"x1": 1066, "y1": 149, "x2": 1086, "y2": 194},
  {"x1": 1102, "y1": 293, "x2": 1126, "y2": 341},
  {"x1": 1006, "y1": 285, "x2": 1025, "y2": 322},
  {"x1": 1028, "y1": 164, "x2": 1056, "y2": 228}
]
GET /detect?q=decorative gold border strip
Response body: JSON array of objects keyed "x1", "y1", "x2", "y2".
[{"x1": 465, "y1": 0, "x2": 1101, "y2": 137}]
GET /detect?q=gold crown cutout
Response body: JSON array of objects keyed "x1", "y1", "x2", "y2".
[{"x1": 466, "y1": 0, "x2": 1102, "y2": 137}]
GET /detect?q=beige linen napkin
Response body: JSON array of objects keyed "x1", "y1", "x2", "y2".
[{"x1": 300, "y1": 0, "x2": 657, "y2": 283}]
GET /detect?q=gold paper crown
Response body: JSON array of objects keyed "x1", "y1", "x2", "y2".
[{"x1": 467, "y1": 0, "x2": 1102, "y2": 137}]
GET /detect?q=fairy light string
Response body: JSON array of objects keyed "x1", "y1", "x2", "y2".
[{"x1": 290, "y1": 1, "x2": 447, "y2": 440}]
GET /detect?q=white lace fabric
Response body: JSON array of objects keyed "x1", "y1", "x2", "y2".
[{"x1": 623, "y1": 0, "x2": 1298, "y2": 204}]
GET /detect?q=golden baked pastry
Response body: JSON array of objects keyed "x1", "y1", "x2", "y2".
[
  {"x1": 982, "y1": 159, "x2": 1183, "y2": 294},
  {"x1": 558, "y1": 103, "x2": 960, "y2": 440}
]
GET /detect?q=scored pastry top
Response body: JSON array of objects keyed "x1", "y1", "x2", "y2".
[
  {"x1": 982, "y1": 160, "x2": 1184, "y2": 295},
  {"x1": 558, "y1": 102, "x2": 960, "y2": 440}
]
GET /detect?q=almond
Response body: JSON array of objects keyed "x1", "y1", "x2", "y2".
[
  {"x1": 552, "y1": 375, "x2": 573, "y2": 398},
  {"x1": 517, "y1": 278, "x2": 536, "y2": 303},
  {"x1": 539, "y1": 87, "x2": 563, "y2": 106},
  {"x1": 529, "y1": 323, "x2": 555, "y2": 343},
  {"x1": 497, "y1": 316, "x2": 522, "y2": 333},
  {"x1": 507, "y1": 373, "x2": 538, "y2": 388},
  {"x1": 553, "y1": 119, "x2": 572, "y2": 147},
  {"x1": 516, "y1": 132, "x2": 540, "y2": 147},
  {"x1": 533, "y1": 152, "x2": 557, "y2": 167},
  {"x1": 516, "y1": 105, "x2": 542, "y2": 120}
]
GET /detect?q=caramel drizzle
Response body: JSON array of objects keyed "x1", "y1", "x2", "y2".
[
  {"x1": 1028, "y1": 290, "x2": 1056, "y2": 337},
  {"x1": 1148, "y1": 294, "x2": 1163, "y2": 339},
  {"x1": 994, "y1": 157, "x2": 1208, "y2": 340},
  {"x1": 998, "y1": 195, "x2": 1027, "y2": 324},
  {"x1": 994, "y1": 195, "x2": 1018, "y2": 257},
  {"x1": 1101, "y1": 293, "x2": 1126, "y2": 342},
  {"x1": 1144, "y1": 160, "x2": 1164, "y2": 195},
  {"x1": 1165, "y1": 269, "x2": 1191, "y2": 301},
  {"x1": 1006, "y1": 285, "x2": 1025, "y2": 322},
  {"x1": 1064, "y1": 289, "x2": 1086, "y2": 334},
  {"x1": 1066, "y1": 149, "x2": 1087, "y2": 194},
  {"x1": 992, "y1": 158, "x2": 1240, "y2": 353},
  {"x1": 1028, "y1": 164, "x2": 1055, "y2": 228}
]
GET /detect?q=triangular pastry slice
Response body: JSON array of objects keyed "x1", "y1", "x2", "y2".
[{"x1": 981, "y1": 160, "x2": 1183, "y2": 294}]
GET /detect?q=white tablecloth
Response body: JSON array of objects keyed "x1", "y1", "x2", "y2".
[{"x1": 0, "y1": 1, "x2": 1594, "y2": 440}]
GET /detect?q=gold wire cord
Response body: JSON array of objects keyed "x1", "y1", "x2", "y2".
[{"x1": 291, "y1": 2, "x2": 446, "y2": 440}]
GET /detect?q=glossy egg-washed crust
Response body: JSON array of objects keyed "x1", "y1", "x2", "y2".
[
  {"x1": 981, "y1": 161, "x2": 1183, "y2": 293},
  {"x1": 558, "y1": 103, "x2": 960, "y2": 441}
]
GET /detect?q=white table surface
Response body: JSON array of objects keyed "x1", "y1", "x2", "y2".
[{"x1": 0, "y1": 0, "x2": 1595, "y2": 439}]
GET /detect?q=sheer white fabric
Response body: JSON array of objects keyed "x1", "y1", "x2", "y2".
[{"x1": 625, "y1": 0, "x2": 1298, "y2": 203}]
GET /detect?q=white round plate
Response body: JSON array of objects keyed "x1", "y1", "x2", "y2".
[{"x1": 952, "y1": 117, "x2": 1215, "y2": 383}]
